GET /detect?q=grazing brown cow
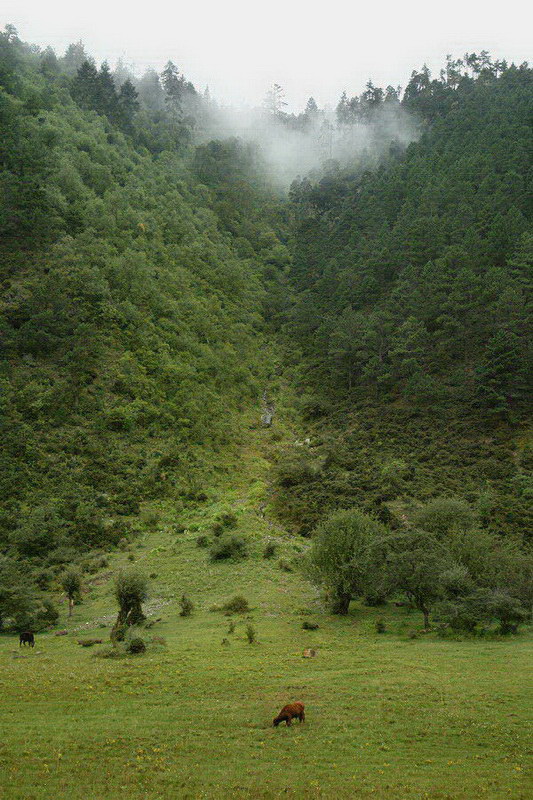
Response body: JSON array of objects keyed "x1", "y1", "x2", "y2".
[
  {"x1": 273, "y1": 702, "x2": 305, "y2": 727},
  {"x1": 19, "y1": 632, "x2": 34, "y2": 647}
]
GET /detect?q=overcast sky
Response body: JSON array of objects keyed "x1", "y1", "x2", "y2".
[{"x1": 2, "y1": 0, "x2": 532, "y2": 110}]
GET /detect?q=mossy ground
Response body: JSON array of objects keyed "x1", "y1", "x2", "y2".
[{"x1": 0, "y1": 423, "x2": 531, "y2": 799}]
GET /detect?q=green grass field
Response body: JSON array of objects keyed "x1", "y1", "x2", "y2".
[{"x1": 1, "y1": 428, "x2": 531, "y2": 799}]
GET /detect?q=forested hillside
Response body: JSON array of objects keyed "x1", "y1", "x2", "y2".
[
  {"x1": 0, "y1": 27, "x2": 287, "y2": 568},
  {"x1": 276, "y1": 59, "x2": 532, "y2": 540},
  {"x1": 0, "y1": 27, "x2": 531, "y2": 609}
]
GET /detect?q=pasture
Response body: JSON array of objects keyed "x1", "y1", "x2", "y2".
[{"x1": 0, "y1": 437, "x2": 531, "y2": 799}]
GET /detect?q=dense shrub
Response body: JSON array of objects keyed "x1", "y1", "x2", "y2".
[
  {"x1": 245, "y1": 623, "x2": 257, "y2": 644},
  {"x1": 414, "y1": 498, "x2": 476, "y2": 537},
  {"x1": 210, "y1": 534, "x2": 248, "y2": 562},
  {"x1": 217, "y1": 511, "x2": 238, "y2": 529},
  {"x1": 127, "y1": 637, "x2": 147, "y2": 654},
  {"x1": 438, "y1": 589, "x2": 528, "y2": 635},
  {"x1": 179, "y1": 594, "x2": 194, "y2": 617},
  {"x1": 221, "y1": 596, "x2": 250, "y2": 614}
]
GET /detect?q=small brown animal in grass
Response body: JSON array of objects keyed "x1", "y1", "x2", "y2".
[{"x1": 273, "y1": 702, "x2": 305, "y2": 727}]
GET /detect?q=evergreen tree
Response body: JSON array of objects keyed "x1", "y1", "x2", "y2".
[
  {"x1": 117, "y1": 79, "x2": 139, "y2": 131},
  {"x1": 263, "y1": 83, "x2": 287, "y2": 116},
  {"x1": 62, "y1": 40, "x2": 91, "y2": 74},
  {"x1": 161, "y1": 60, "x2": 184, "y2": 112}
]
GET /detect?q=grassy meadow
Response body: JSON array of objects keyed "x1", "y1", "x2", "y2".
[{"x1": 0, "y1": 428, "x2": 531, "y2": 799}]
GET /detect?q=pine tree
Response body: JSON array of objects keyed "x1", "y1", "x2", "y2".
[
  {"x1": 161, "y1": 60, "x2": 184, "y2": 112},
  {"x1": 71, "y1": 60, "x2": 100, "y2": 109},
  {"x1": 98, "y1": 61, "x2": 119, "y2": 119},
  {"x1": 263, "y1": 83, "x2": 287, "y2": 116},
  {"x1": 62, "y1": 41, "x2": 91, "y2": 74},
  {"x1": 117, "y1": 79, "x2": 139, "y2": 132}
]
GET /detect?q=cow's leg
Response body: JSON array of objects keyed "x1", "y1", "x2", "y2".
[{"x1": 286, "y1": 717, "x2": 292, "y2": 726}]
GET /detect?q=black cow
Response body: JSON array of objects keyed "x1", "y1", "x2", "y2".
[{"x1": 19, "y1": 631, "x2": 35, "y2": 647}]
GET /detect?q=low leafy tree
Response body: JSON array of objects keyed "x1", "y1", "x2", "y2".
[
  {"x1": 112, "y1": 571, "x2": 148, "y2": 641},
  {"x1": 61, "y1": 568, "x2": 82, "y2": 617},
  {"x1": 306, "y1": 509, "x2": 388, "y2": 614},
  {"x1": 384, "y1": 530, "x2": 452, "y2": 629}
]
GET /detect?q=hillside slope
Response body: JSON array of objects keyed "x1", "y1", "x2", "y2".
[
  {"x1": 279, "y1": 62, "x2": 532, "y2": 538},
  {"x1": 0, "y1": 30, "x2": 288, "y2": 565}
]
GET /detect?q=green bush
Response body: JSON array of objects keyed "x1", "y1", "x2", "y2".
[
  {"x1": 196, "y1": 535, "x2": 209, "y2": 548},
  {"x1": 245, "y1": 623, "x2": 256, "y2": 644},
  {"x1": 438, "y1": 589, "x2": 527, "y2": 635},
  {"x1": 221, "y1": 596, "x2": 250, "y2": 614},
  {"x1": 217, "y1": 511, "x2": 238, "y2": 529},
  {"x1": 414, "y1": 498, "x2": 476, "y2": 537},
  {"x1": 210, "y1": 534, "x2": 248, "y2": 562},
  {"x1": 179, "y1": 594, "x2": 194, "y2": 617},
  {"x1": 127, "y1": 637, "x2": 146, "y2": 654}
]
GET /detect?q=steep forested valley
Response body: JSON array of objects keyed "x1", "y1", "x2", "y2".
[
  {"x1": 1, "y1": 23, "x2": 532, "y2": 800},
  {"x1": 0, "y1": 27, "x2": 531, "y2": 637}
]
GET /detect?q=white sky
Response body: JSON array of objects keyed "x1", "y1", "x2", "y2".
[{"x1": 2, "y1": 0, "x2": 532, "y2": 110}]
